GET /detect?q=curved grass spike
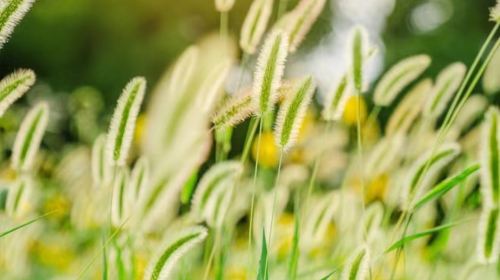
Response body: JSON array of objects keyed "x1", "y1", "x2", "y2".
[
  {"x1": 240, "y1": 0, "x2": 273, "y2": 54},
  {"x1": 206, "y1": 179, "x2": 234, "y2": 228},
  {"x1": 191, "y1": 161, "x2": 243, "y2": 222},
  {"x1": 448, "y1": 95, "x2": 488, "y2": 139},
  {"x1": 302, "y1": 193, "x2": 337, "y2": 247},
  {"x1": 215, "y1": 0, "x2": 235, "y2": 12},
  {"x1": 106, "y1": 77, "x2": 146, "y2": 166},
  {"x1": 480, "y1": 107, "x2": 500, "y2": 207},
  {"x1": 0, "y1": 69, "x2": 35, "y2": 117},
  {"x1": 276, "y1": 0, "x2": 326, "y2": 53},
  {"x1": 423, "y1": 62, "x2": 466, "y2": 119},
  {"x1": 91, "y1": 134, "x2": 111, "y2": 188},
  {"x1": 322, "y1": 74, "x2": 352, "y2": 121},
  {"x1": 6, "y1": 176, "x2": 31, "y2": 218},
  {"x1": 476, "y1": 207, "x2": 500, "y2": 264},
  {"x1": 145, "y1": 226, "x2": 207, "y2": 280},
  {"x1": 374, "y1": 54, "x2": 431, "y2": 106},
  {"x1": 386, "y1": 79, "x2": 431, "y2": 135},
  {"x1": 350, "y1": 26, "x2": 369, "y2": 93},
  {"x1": 128, "y1": 157, "x2": 149, "y2": 205},
  {"x1": 0, "y1": 0, "x2": 35, "y2": 49},
  {"x1": 11, "y1": 102, "x2": 49, "y2": 172},
  {"x1": 252, "y1": 30, "x2": 289, "y2": 115},
  {"x1": 341, "y1": 247, "x2": 370, "y2": 280},
  {"x1": 274, "y1": 76, "x2": 315, "y2": 151},
  {"x1": 212, "y1": 88, "x2": 256, "y2": 129},
  {"x1": 111, "y1": 168, "x2": 130, "y2": 227},
  {"x1": 401, "y1": 143, "x2": 461, "y2": 209}
]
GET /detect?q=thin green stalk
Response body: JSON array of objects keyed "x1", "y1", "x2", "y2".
[
  {"x1": 356, "y1": 92, "x2": 367, "y2": 215},
  {"x1": 203, "y1": 229, "x2": 222, "y2": 280}
]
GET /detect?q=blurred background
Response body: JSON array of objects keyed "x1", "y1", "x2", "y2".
[{"x1": 0, "y1": 0, "x2": 496, "y2": 146}]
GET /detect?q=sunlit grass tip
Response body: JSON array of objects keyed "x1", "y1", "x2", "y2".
[
  {"x1": 240, "y1": 0, "x2": 273, "y2": 54},
  {"x1": 91, "y1": 134, "x2": 111, "y2": 188},
  {"x1": 252, "y1": 29, "x2": 289, "y2": 115},
  {"x1": 275, "y1": 0, "x2": 326, "y2": 53},
  {"x1": 341, "y1": 246, "x2": 370, "y2": 280},
  {"x1": 476, "y1": 206, "x2": 500, "y2": 264},
  {"x1": 106, "y1": 77, "x2": 146, "y2": 167},
  {"x1": 144, "y1": 226, "x2": 208, "y2": 280},
  {"x1": 349, "y1": 25, "x2": 370, "y2": 93},
  {"x1": 274, "y1": 76, "x2": 315, "y2": 151},
  {"x1": 215, "y1": 0, "x2": 235, "y2": 12},
  {"x1": 423, "y1": 62, "x2": 466, "y2": 119},
  {"x1": 11, "y1": 102, "x2": 49, "y2": 172},
  {"x1": 490, "y1": 0, "x2": 500, "y2": 22},
  {"x1": 196, "y1": 58, "x2": 232, "y2": 114},
  {"x1": 322, "y1": 74, "x2": 352, "y2": 121},
  {"x1": 374, "y1": 54, "x2": 431, "y2": 106},
  {"x1": 0, "y1": 69, "x2": 35, "y2": 117},
  {"x1": 0, "y1": 0, "x2": 36, "y2": 49},
  {"x1": 480, "y1": 106, "x2": 499, "y2": 207},
  {"x1": 212, "y1": 88, "x2": 256, "y2": 129}
]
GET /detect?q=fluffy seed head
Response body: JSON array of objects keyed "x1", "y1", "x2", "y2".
[
  {"x1": 386, "y1": 79, "x2": 431, "y2": 135},
  {"x1": 0, "y1": 69, "x2": 35, "y2": 117},
  {"x1": 490, "y1": 0, "x2": 500, "y2": 22},
  {"x1": 0, "y1": 0, "x2": 35, "y2": 49},
  {"x1": 145, "y1": 226, "x2": 208, "y2": 280},
  {"x1": 349, "y1": 25, "x2": 370, "y2": 93},
  {"x1": 106, "y1": 77, "x2": 146, "y2": 167},
  {"x1": 480, "y1": 107, "x2": 500, "y2": 208},
  {"x1": 191, "y1": 161, "x2": 243, "y2": 224},
  {"x1": 322, "y1": 74, "x2": 352, "y2": 121},
  {"x1": 240, "y1": 0, "x2": 273, "y2": 54},
  {"x1": 212, "y1": 87, "x2": 256, "y2": 128},
  {"x1": 476, "y1": 206, "x2": 500, "y2": 264},
  {"x1": 252, "y1": 30, "x2": 289, "y2": 115},
  {"x1": 196, "y1": 58, "x2": 232, "y2": 114},
  {"x1": 374, "y1": 54, "x2": 431, "y2": 106},
  {"x1": 275, "y1": 0, "x2": 326, "y2": 53},
  {"x1": 361, "y1": 202, "x2": 384, "y2": 242},
  {"x1": 215, "y1": 0, "x2": 235, "y2": 12},
  {"x1": 11, "y1": 102, "x2": 49, "y2": 172},
  {"x1": 423, "y1": 62, "x2": 466, "y2": 119},
  {"x1": 274, "y1": 76, "x2": 315, "y2": 151},
  {"x1": 448, "y1": 95, "x2": 488, "y2": 139},
  {"x1": 91, "y1": 134, "x2": 112, "y2": 188}
]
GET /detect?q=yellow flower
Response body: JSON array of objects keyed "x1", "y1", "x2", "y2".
[
  {"x1": 31, "y1": 240, "x2": 75, "y2": 271},
  {"x1": 343, "y1": 94, "x2": 367, "y2": 126},
  {"x1": 134, "y1": 251, "x2": 148, "y2": 280},
  {"x1": 43, "y1": 194, "x2": 70, "y2": 221},
  {"x1": 226, "y1": 266, "x2": 248, "y2": 280},
  {"x1": 252, "y1": 132, "x2": 279, "y2": 168},
  {"x1": 275, "y1": 213, "x2": 295, "y2": 259},
  {"x1": 366, "y1": 173, "x2": 388, "y2": 202}
]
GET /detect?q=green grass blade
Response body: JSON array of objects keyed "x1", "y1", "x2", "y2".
[
  {"x1": 413, "y1": 164, "x2": 480, "y2": 211},
  {"x1": 0, "y1": 210, "x2": 54, "y2": 238},
  {"x1": 385, "y1": 220, "x2": 467, "y2": 253},
  {"x1": 287, "y1": 215, "x2": 300, "y2": 280},
  {"x1": 257, "y1": 230, "x2": 269, "y2": 280}
]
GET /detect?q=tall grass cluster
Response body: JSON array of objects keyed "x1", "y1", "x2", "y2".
[{"x1": 0, "y1": 0, "x2": 500, "y2": 279}]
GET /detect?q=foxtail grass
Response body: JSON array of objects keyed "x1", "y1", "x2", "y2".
[
  {"x1": 0, "y1": 0, "x2": 35, "y2": 49},
  {"x1": 240, "y1": 0, "x2": 273, "y2": 54},
  {"x1": 0, "y1": 69, "x2": 35, "y2": 117},
  {"x1": 480, "y1": 107, "x2": 500, "y2": 207}
]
